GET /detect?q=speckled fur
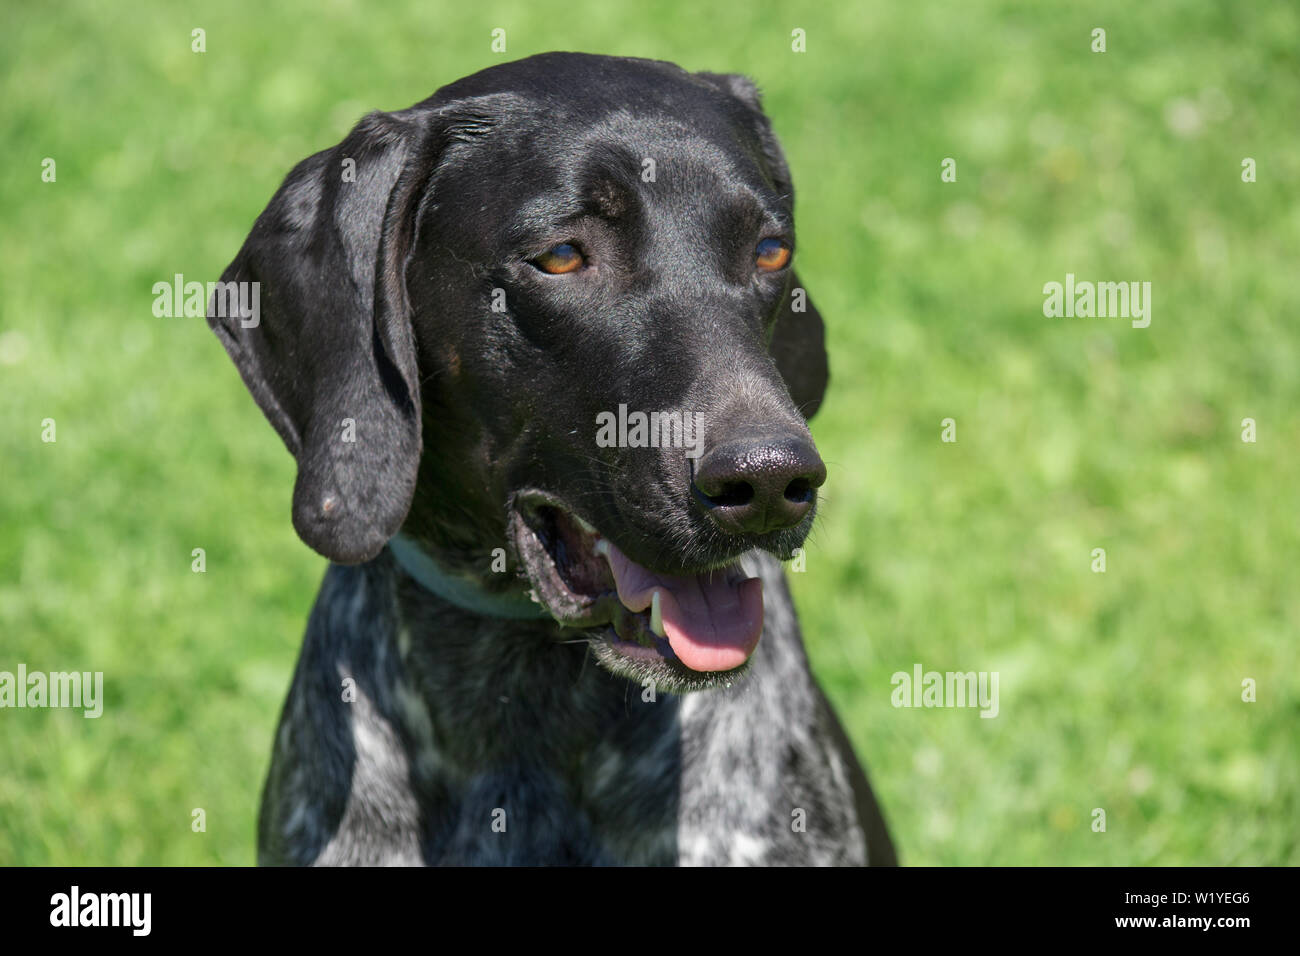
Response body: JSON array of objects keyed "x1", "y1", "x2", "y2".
[{"x1": 258, "y1": 549, "x2": 894, "y2": 866}]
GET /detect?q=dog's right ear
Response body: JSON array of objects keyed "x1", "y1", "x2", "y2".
[
  {"x1": 209, "y1": 101, "x2": 502, "y2": 564},
  {"x1": 696, "y1": 71, "x2": 829, "y2": 420}
]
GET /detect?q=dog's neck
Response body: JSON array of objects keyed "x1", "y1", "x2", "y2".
[{"x1": 387, "y1": 533, "x2": 548, "y2": 620}]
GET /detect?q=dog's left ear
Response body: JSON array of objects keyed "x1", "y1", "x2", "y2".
[
  {"x1": 209, "y1": 105, "x2": 471, "y2": 564},
  {"x1": 696, "y1": 71, "x2": 829, "y2": 419},
  {"x1": 767, "y1": 277, "x2": 829, "y2": 420}
]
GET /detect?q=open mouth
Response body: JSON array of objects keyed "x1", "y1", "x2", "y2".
[{"x1": 511, "y1": 497, "x2": 764, "y2": 685}]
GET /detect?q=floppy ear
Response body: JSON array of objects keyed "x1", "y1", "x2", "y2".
[
  {"x1": 209, "y1": 108, "x2": 446, "y2": 564},
  {"x1": 695, "y1": 71, "x2": 829, "y2": 420},
  {"x1": 769, "y1": 276, "x2": 829, "y2": 419}
]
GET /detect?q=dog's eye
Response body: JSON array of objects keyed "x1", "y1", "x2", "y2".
[
  {"x1": 532, "y1": 243, "x2": 584, "y2": 275},
  {"x1": 755, "y1": 238, "x2": 792, "y2": 272}
]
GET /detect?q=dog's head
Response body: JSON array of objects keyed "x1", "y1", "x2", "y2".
[{"x1": 211, "y1": 52, "x2": 829, "y2": 691}]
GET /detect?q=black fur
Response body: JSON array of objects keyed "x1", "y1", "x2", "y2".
[{"x1": 211, "y1": 52, "x2": 894, "y2": 866}]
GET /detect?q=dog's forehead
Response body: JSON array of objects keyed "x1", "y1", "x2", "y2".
[
  {"x1": 419, "y1": 54, "x2": 778, "y2": 233},
  {"x1": 433, "y1": 51, "x2": 731, "y2": 111},
  {"x1": 432, "y1": 113, "x2": 772, "y2": 239},
  {"x1": 432, "y1": 53, "x2": 757, "y2": 153},
  {"x1": 561, "y1": 108, "x2": 757, "y2": 174}
]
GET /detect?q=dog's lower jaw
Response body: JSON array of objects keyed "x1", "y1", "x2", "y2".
[
  {"x1": 587, "y1": 637, "x2": 754, "y2": 693},
  {"x1": 509, "y1": 499, "x2": 776, "y2": 681}
]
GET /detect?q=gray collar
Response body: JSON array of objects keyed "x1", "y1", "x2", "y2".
[{"x1": 387, "y1": 534, "x2": 549, "y2": 620}]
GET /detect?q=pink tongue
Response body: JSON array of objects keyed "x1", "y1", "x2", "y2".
[{"x1": 600, "y1": 540, "x2": 763, "y2": 672}]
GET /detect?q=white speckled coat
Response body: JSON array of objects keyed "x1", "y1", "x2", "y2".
[{"x1": 259, "y1": 550, "x2": 895, "y2": 866}]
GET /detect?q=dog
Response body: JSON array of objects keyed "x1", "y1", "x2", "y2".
[{"x1": 209, "y1": 51, "x2": 895, "y2": 866}]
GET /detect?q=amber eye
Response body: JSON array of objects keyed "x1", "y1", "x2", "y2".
[
  {"x1": 755, "y1": 238, "x2": 792, "y2": 272},
  {"x1": 533, "y1": 242, "x2": 584, "y2": 274}
]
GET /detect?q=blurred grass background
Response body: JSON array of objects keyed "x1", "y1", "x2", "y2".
[{"x1": 2, "y1": 0, "x2": 1297, "y2": 865}]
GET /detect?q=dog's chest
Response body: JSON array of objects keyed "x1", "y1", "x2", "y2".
[
  {"x1": 391, "y1": 674, "x2": 677, "y2": 865},
  {"x1": 392, "y1": 664, "x2": 863, "y2": 866},
  {"x1": 401, "y1": 711, "x2": 858, "y2": 866},
  {"x1": 271, "y1": 560, "x2": 867, "y2": 866}
]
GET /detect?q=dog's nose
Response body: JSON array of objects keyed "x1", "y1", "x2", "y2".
[{"x1": 692, "y1": 434, "x2": 826, "y2": 535}]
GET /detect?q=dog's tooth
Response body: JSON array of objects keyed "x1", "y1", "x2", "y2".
[
  {"x1": 592, "y1": 539, "x2": 610, "y2": 558},
  {"x1": 573, "y1": 514, "x2": 597, "y2": 534},
  {"x1": 649, "y1": 590, "x2": 665, "y2": 637}
]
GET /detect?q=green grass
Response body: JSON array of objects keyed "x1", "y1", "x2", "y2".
[{"x1": 2, "y1": 0, "x2": 1297, "y2": 865}]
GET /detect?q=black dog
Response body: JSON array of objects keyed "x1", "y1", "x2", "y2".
[{"x1": 210, "y1": 51, "x2": 895, "y2": 865}]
